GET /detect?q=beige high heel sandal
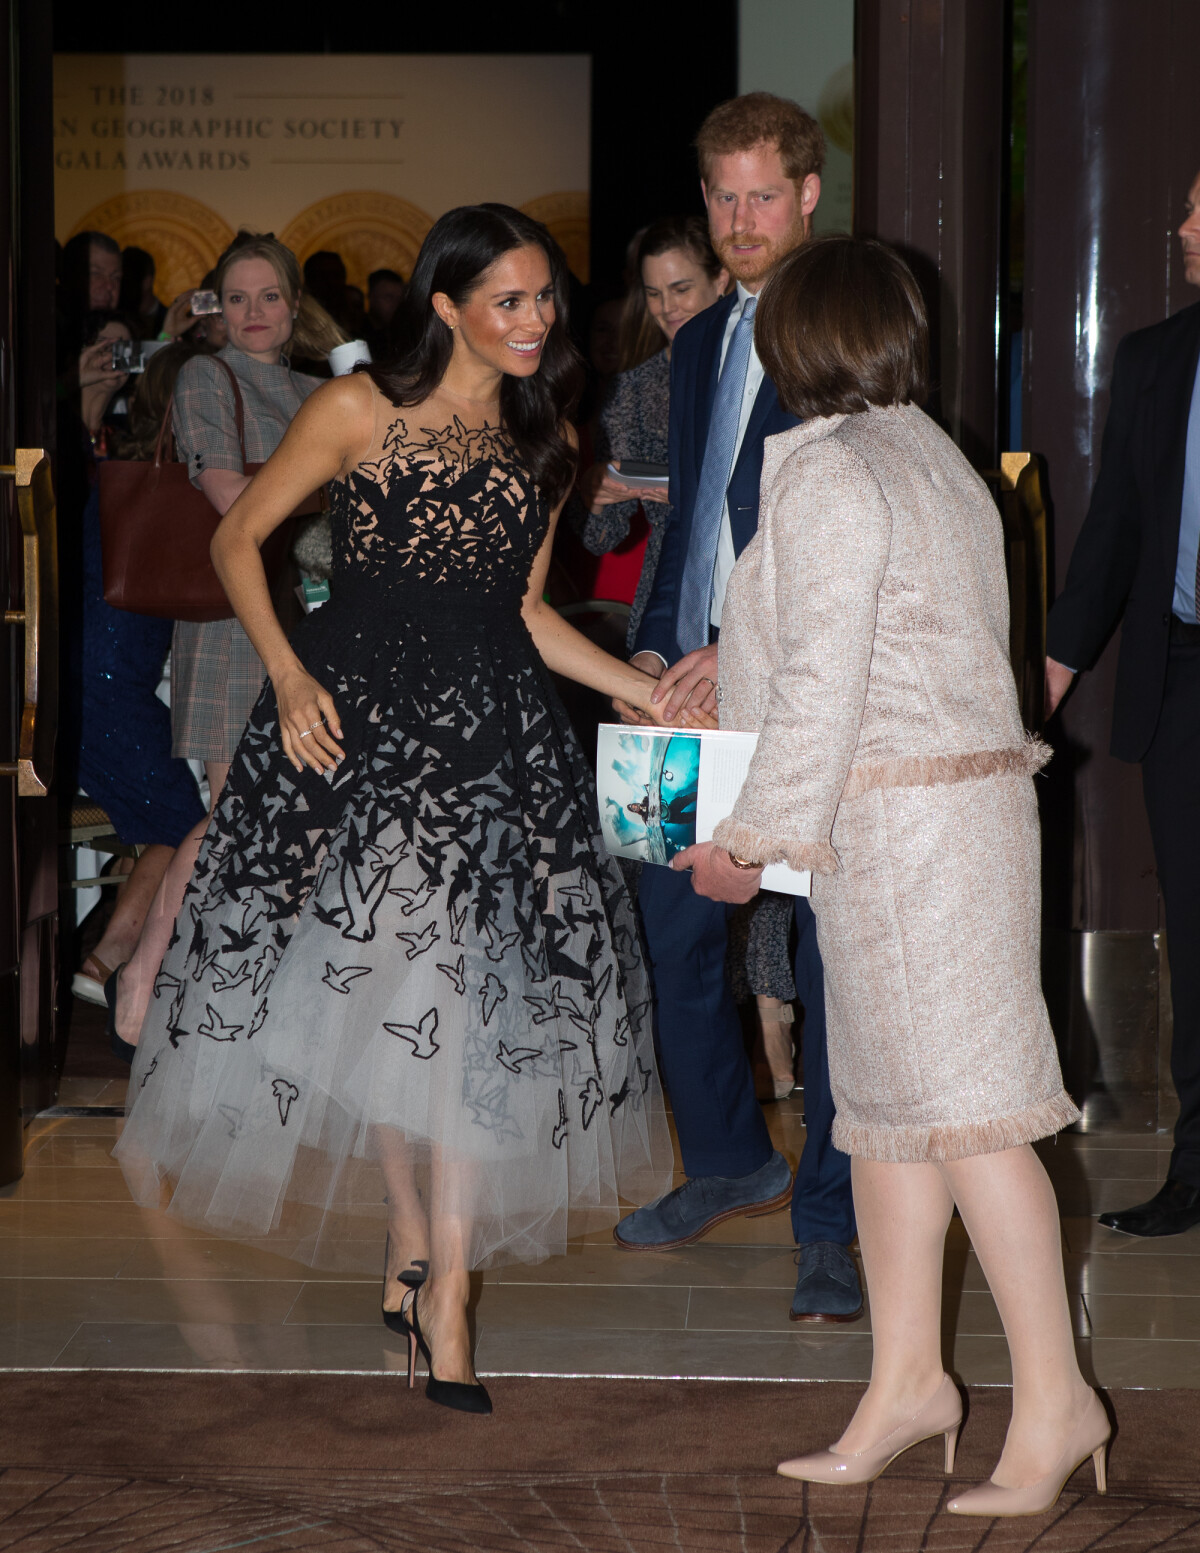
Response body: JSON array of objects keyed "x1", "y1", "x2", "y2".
[
  {"x1": 946, "y1": 1390, "x2": 1110, "y2": 1516},
  {"x1": 777, "y1": 1373, "x2": 963, "y2": 1484}
]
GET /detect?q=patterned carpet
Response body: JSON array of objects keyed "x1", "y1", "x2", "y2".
[{"x1": 1, "y1": 1374, "x2": 1198, "y2": 1551}]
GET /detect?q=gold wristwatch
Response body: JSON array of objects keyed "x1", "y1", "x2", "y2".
[{"x1": 728, "y1": 853, "x2": 762, "y2": 871}]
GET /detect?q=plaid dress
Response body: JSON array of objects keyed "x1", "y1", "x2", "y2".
[{"x1": 170, "y1": 345, "x2": 320, "y2": 763}]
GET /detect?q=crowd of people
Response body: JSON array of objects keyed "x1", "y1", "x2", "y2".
[{"x1": 58, "y1": 84, "x2": 1200, "y2": 1516}]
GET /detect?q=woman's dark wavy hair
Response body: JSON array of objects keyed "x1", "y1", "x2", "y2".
[{"x1": 368, "y1": 204, "x2": 584, "y2": 506}]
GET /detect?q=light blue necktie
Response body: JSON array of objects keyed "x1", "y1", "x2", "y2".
[{"x1": 677, "y1": 295, "x2": 758, "y2": 654}]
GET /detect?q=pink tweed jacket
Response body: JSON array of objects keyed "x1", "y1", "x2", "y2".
[{"x1": 713, "y1": 402, "x2": 1047, "y2": 873}]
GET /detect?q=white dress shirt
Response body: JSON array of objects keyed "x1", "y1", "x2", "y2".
[{"x1": 710, "y1": 282, "x2": 765, "y2": 630}]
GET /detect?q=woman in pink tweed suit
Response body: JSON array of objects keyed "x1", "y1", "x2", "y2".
[{"x1": 675, "y1": 237, "x2": 1108, "y2": 1517}]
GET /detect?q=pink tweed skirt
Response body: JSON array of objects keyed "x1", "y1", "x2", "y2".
[{"x1": 811, "y1": 768, "x2": 1079, "y2": 1162}]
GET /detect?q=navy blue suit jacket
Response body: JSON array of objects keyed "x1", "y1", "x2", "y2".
[{"x1": 632, "y1": 292, "x2": 801, "y2": 664}]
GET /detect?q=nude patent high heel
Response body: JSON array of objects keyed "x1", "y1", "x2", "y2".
[
  {"x1": 946, "y1": 1390, "x2": 1110, "y2": 1517},
  {"x1": 777, "y1": 1373, "x2": 962, "y2": 1484}
]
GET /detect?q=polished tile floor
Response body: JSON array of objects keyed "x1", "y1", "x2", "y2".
[{"x1": 2, "y1": 1073, "x2": 1196, "y2": 1384}]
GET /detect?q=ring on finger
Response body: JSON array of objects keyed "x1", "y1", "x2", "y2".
[{"x1": 298, "y1": 730, "x2": 313, "y2": 739}]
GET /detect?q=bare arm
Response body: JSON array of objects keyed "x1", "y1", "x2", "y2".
[
  {"x1": 521, "y1": 456, "x2": 676, "y2": 721},
  {"x1": 210, "y1": 374, "x2": 374, "y2": 773},
  {"x1": 198, "y1": 468, "x2": 252, "y2": 516}
]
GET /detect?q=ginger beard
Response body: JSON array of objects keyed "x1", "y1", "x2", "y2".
[{"x1": 712, "y1": 203, "x2": 811, "y2": 287}]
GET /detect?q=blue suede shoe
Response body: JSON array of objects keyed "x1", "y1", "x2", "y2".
[
  {"x1": 790, "y1": 1241, "x2": 864, "y2": 1323},
  {"x1": 613, "y1": 1150, "x2": 793, "y2": 1250}
]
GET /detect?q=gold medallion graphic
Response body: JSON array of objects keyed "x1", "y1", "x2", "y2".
[
  {"x1": 518, "y1": 193, "x2": 590, "y2": 283},
  {"x1": 279, "y1": 194, "x2": 435, "y2": 291},
  {"x1": 69, "y1": 192, "x2": 236, "y2": 302}
]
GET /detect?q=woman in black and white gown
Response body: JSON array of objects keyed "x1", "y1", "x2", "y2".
[{"x1": 116, "y1": 206, "x2": 679, "y2": 1413}]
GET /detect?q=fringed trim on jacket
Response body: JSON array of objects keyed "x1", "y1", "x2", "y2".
[
  {"x1": 832, "y1": 1088, "x2": 1081, "y2": 1163},
  {"x1": 839, "y1": 734, "x2": 1051, "y2": 803},
  {"x1": 710, "y1": 817, "x2": 840, "y2": 876}
]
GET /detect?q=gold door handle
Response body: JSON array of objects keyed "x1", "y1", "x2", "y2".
[{"x1": 1, "y1": 448, "x2": 58, "y2": 796}]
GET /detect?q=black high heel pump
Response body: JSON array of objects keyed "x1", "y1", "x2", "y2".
[
  {"x1": 401, "y1": 1284, "x2": 492, "y2": 1415},
  {"x1": 104, "y1": 964, "x2": 137, "y2": 1066},
  {"x1": 381, "y1": 1237, "x2": 428, "y2": 1336}
]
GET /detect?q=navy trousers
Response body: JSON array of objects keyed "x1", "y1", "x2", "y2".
[
  {"x1": 1142, "y1": 641, "x2": 1200, "y2": 1188},
  {"x1": 638, "y1": 863, "x2": 856, "y2": 1244}
]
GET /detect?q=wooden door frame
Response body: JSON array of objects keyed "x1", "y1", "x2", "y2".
[{"x1": 1, "y1": 0, "x2": 59, "y2": 1185}]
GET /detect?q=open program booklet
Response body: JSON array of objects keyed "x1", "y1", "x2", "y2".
[{"x1": 596, "y1": 724, "x2": 811, "y2": 897}]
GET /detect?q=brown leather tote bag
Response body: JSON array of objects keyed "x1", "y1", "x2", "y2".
[{"x1": 99, "y1": 356, "x2": 321, "y2": 623}]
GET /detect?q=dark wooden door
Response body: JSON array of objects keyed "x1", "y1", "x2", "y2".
[{"x1": 1, "y1": 0, "x2": 61, "y2": 1186}]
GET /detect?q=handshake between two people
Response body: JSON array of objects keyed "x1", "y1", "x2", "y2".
[
  {"x1": 611, "y1": 642, "x2": 763, "y2": 905},
  {"x1": 611, "y1": 642, "x2": 720, "y2": 731}
]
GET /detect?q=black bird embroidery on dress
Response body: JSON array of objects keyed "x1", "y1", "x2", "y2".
[
  {"x1": 389, "y1": 880, "x2": 435, "y2": 917},
  {"x1": 340, "y1": 846, "x2": 398, "y2": 942},
  {"x1": 384, "y1": 1007, "x2": 440, "y2": 1059},
  {"x1": 322, "y1": 962, "x2": 372, "y2": 994},
  {"x1": 436, "y1": 955, "x2": 466, "y2": 995},
  {"x1": 153, "y1": 970, "x2": 181, "y2": 1001},
  {"x1": 218, "y1": 1103, "x2": 244, "y2": 1138},
  {"x1": 312, "y1": 899, "x2": 349, "y2": 928},
  {"x1": 522, "y1": 986, "x2": 560, "y2": 1025},
  {"x1": 481, "y1": 920, "x2": 520, "y2": 962},
  {"x1": 395, "y1": 921, "x2": 439, "y2": 959},
  {"x1": 521, "y1": 938, "x2": 548, "y2": 982},
  {"x1": 249, "y1": 1000, "x2": 269, "y2": 1038},
  {"x1": 625, "y1": 997, "x2": 653, "y2": 1039},
  {"x1": 448, "y1": 900, "x2": 468, "y2": 946},
  {"x1": 590, "y1": 964, "x2": 614, "y2": 1008},
  {"x1": 552, "y1": 1088, "x2": 568, "y2": 1148},
  {"x1": 555, "y1": 990, "x2": 595, "y2": 1039},
  {"x1": 219, "y1": 915, "x2": 264, "y2": 956},
  {"x1": 496, "y1": 1040, "x2": 542, "y2": 1074},
  {"x1": 609, "y1": 1077, "x2": 630, "y2": 1114},
  {"x1": 166, "y1": 981, "x2": 188, "y2": 1047},
  {"x1": 479, "y1": 973, "x2": 507, "y2": 1025},
  {"x1": 139, "y1": 1054, "x2": 159, "y2": 1087},
  {"x1": 272, "y1": 1078, "x2": 299, "y2": 1126},
  {"x1": 211, "y1": 959, "x2": 252, "y2": 994},
  {"x1": 366, "y1": 837, "x2": 410, "y2": 871},
  {"x1": 198, "y1": 1003, "x2": 243, "y2": 1042},
  {"x1": 252, "y1": 942, "x2": 281, "y2": 996},
  {"x1": 187, "y1": 905, "x2": 220, "y2": 983},
  {"x1": 580, "y1": 1076, "x2": 603, "y2": 1129},
  {"x1": 612, "y1": 1013, "x2": 631, "y2": 1047}
]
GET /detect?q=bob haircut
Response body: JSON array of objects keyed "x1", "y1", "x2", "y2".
[
  {"x1": 369, "y1": 203, "x2": 583, "y2": 507},
  {"x1": 756, "y1": 235, "x2": 929, "y2": 419}
]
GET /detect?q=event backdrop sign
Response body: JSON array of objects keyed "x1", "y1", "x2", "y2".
[{"x1": 53, "y1": 54, "x2": 591, "y2": 298}]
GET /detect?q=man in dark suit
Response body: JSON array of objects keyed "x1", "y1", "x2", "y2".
[
  {"x1": 1046, "y1": 168, "x2": 1200, "y2": 1238},
  {"x1": 611, "y1": 93, "x2": 860, "y2": 1320}
]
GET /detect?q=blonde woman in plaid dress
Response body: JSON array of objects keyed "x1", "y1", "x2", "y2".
[{"x1": 107, "y1": 231, "x2": 335, "y2": 1055}]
